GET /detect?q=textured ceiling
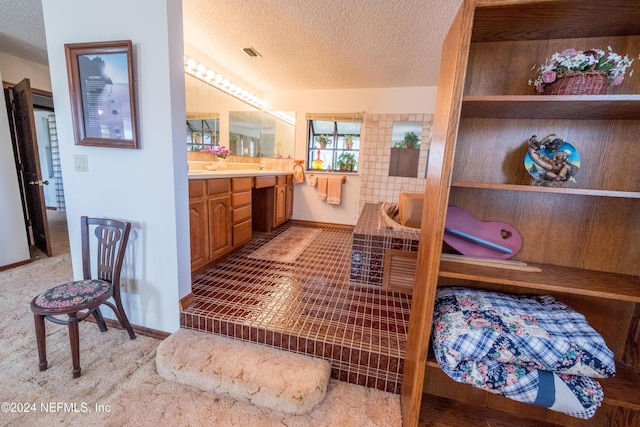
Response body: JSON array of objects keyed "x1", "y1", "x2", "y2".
[{"x1": 0, "y1": 0, "x2": 462, "y2": 91}]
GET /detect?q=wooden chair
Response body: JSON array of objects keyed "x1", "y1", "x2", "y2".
[{"x1": 30, "y1": 216, "x2": 136, "y2": 378}]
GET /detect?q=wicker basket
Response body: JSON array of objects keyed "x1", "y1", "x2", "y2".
[{"x1": 543, "y1": 70, "x2": 609, "y2": 95}]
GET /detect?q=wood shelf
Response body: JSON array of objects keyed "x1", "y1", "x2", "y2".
[
  {"x1": 451, "y1": 181, "x2": 640, "y2": 199},
  {"x1": 404, "y1": 2, "x2": 640, "y2": 426},
  {"x1": 471, "y1": 1, "x2": 640, "y2": 43},
  {"x1": 461, "y1": 95, "x2": 640, "y2": 120},
  {"x1": 419, "y1": 393, "x2": 565, "y2": 427},
  {"x1": 426, "y1": 356, "x2": 640, "y2": 412},
  {"x1": 438, "y1": 261, "x2": 640, "y2": 303}
]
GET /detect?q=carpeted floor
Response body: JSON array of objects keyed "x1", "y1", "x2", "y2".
[{"x1": 0, "y1": 211, "x2": 401, "y2": 426}]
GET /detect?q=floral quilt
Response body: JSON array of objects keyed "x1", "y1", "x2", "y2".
[{"x1": 431, "y1": 287, "x2": 615, "y2": 419}]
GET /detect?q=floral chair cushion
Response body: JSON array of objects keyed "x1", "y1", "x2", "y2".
[
  {"x1": 34, "y1": 279, "x2": 111, "y2": 309},
  {"x1": 431, "y1": 287, "x2": 614, "y2": 419}
]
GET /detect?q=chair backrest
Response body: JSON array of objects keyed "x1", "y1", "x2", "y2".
[{"x1": 80, "y1": 217, "x2": 131, "y2": 295}]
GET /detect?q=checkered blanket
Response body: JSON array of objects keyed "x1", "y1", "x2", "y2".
[{"x1": 431, "y1": 287, "x2": 615, "y2": 419}]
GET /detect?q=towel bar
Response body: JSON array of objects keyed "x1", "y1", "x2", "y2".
[{"x1": 308, "y1": 174, "x2": 346, "y2": 183}]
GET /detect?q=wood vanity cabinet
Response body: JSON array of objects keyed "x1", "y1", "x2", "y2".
[
  {"x1": 274, "y1": 175, "x2": 293, "y2": 228},
  {"x1": 401, "y1": 1, "x2": 640, "y2": 426},
  {"x1": 252, "y1": 174, "x2": 294, "y2": 232},
  {"x1": 285, "y1": 175, "x2": 294, "y2": 221},
  {"x1": 190, "y1": 174, "x2": 292, "y2": 271},
  {"x1": 231, "y1": 177, "x2": 253, "y2": 247},
  {"x1": 189, "y1": 178, "x2": 232, "y2": 271},
  {"x1": 188, "y1": 179, "x2": 208, "y2": 271}
]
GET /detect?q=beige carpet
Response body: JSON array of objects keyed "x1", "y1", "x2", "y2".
[
  {"x1": 248, "y1": 226, "x2": 321, "y2": 263},
  {"x1": 0, "y1": 213, "x2": 401, "y2": 426}
]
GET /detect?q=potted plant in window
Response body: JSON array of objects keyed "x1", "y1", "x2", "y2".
[
  {"x1": 402, "y1": 131, "x2": 420, "y2": 149},
  {"x1": 315, "y1": 134, "x2": 331, "y2": 149},
  {"x1": 336, "y1": 151, "x2": 357, "y2": 172},
  {"x1": 344, "y1": 134, "x2": 354, "y2": 149}
]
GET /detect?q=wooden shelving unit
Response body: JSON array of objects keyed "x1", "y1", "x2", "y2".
[{"x1": 401, "y1": 1, "x2": 640, "y2": 426}]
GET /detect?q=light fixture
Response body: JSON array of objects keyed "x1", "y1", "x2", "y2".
[
  {"x1": 183, "y1": 56, "x2": 266, "y2": 110},
  {"x1": 183, "y1": 56, "x2": 296, "y2": 127},
  {"x1": 265, "y1": 110, "x2": 296, "y2": 126}
]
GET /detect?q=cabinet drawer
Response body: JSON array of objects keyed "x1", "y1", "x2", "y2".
[
  {"x1": 232, "y1": 190, "x2": 252, "y2": 207},
  {"x1": 233, "y1": 219, "x2": 252, "y2": 246},
  {"x1": 276, "y1": 175, "x2": 287, "y2": 185},
  {"x1": 232, "y1": 204, "x2": 252, "y2": 223},
  {"x1": 188, "y1": 179, "x2": 206, "y2": 199},
  {"x1": 207, "y1": 178, "x2": 230, "y2": 195},
  {"x1": 232, "y1": 177, "x2": 253, "y2": 192},
  {"x1": 254, "y1": 176, "x2": 276, "y2": 188}
]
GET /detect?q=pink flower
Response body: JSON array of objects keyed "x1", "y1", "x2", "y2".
[
  {"x1": 542, "y1": 70, "x2": 557, "y2": 84},
  {"x1": 560, "y1": 48, "x2": 580, "y2": 56},
  {"x1": 611, "y1": 74, "x2": 625, "y2": 86}
]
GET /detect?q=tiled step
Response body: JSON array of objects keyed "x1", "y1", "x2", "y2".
[
  {"x1": 156, "y1": 328, "x2": 331, "y2": 415},
  {"x1": 181, "y1": 224, "x2": 411, "y2": 394},
  {"x1": 181, "y1": 311, "x2": 405, "y2": 393}
]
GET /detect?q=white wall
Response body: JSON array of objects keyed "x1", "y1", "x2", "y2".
[
  {"x1": 266, "y1": 87, "x2": 438, "y2": 225},
  {"x1": 42, "y1": 0, "x2": 189, "y2": 332},
  {"x1": 0, "y1": 70, "x2": 31, "y2": 267},
  {"x1": 0, "y1": 52, "x2": 52, "y2": 92}
]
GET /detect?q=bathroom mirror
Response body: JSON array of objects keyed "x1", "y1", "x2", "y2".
[
  {"x1": 229, "y1": 110, "x2": 295, "y2": 159},
  {"x1": 186, "y1": 114, "x2": 220, "y2": 152},
  {"x1": 185, "y1": 74, "x2": 295, "y2": 159}
]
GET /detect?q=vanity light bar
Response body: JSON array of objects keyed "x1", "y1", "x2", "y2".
[
  {"x1": 184, "y1": 56, "x2": 266, "y2": 110},
  {"x1": 265, "y1": 110, "x2": 296, "y2": 126}
]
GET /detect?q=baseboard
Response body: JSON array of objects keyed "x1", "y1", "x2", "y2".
[
  {"x1": 85, "y1": 317, "x2": 170, "y2": 340},
  {"x1": 179, "y1": 292, "x2": 195, "y2": 311},
  {"x1": 289, "y1": 219, "x2": 354, "y2": 231},
  {"x1": 0, "y1": 258, "x2": 33, "y2": 271}
]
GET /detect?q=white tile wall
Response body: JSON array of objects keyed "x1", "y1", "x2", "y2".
[{"x1": 357, "y1": 114, "x2": 433, "y2": 215}]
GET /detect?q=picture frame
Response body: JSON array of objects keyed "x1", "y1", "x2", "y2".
[{"x1": 64, "y1": 40, "x2": 138, "y2": 149}]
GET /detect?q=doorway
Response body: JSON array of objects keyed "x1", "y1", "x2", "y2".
[{"x1": 4, "y1": 79, "x2": 67, "y2": 258}]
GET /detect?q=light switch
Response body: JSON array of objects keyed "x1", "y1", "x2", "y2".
[{"x1": 74, "y1": 154, "x2": 89, "y2": 172}]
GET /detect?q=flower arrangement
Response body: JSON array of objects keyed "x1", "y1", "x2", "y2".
[
  {"x1": 201, "y1": 145, "x2": 231, "y2": 158},
  {"x1": 529, "y1": 47, "x2": 636, "y2": 94}
]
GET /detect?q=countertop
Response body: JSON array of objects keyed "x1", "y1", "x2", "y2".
[{"x1": 188, "y1": 169, "x2": 293, "y2": 179}]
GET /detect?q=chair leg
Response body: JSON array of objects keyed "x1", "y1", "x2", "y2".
[
  {"x1": 33, "y1": 314, "x2": 48, "y2": 372},
  {"x1": 113, "y1": 295, "x2": 136, "y2": 340},
  {"x1": 68, "y1": 313, "x2": 81, "y2": 378},
  {"x1": 92, "y1": 307, "x2": 108, "y2": 332}
]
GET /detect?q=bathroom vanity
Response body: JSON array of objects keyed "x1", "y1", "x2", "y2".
[{"x1": 188, "y1": 169, "x2": 293, "y2": 272}]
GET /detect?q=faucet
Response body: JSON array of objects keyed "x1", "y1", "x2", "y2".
[{"x1": 259, "y1": 163, "x2": 266, "y2": 170}]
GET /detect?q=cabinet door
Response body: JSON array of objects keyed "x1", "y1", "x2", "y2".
[
  {"x1": 208, "y1": 195, "x2": 232, "y2": 259},
  {"x1": 285, "y1": 183, "x2": 293, "y2": 221},
  {"x1": 189, "y1": 199, "x2": 208, "y2": 270},
  {"x1": 273, "y1": 185, "x2": 287, "y2": 227}
]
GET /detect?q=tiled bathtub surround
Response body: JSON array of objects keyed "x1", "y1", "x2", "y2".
[
  {"x1": 357, "y1": 113, "x2": 433, "y2": 215},
  {"x1": 350, "y1": 203, "x2": 420, "y2": 287},
  {"x1": 181, "y1": 223, "x2": 411, "y2": 393}
]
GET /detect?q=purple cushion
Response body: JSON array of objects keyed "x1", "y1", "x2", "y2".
[{"x1": 34, "y1": 279, "x2": 111, "y2": 309}]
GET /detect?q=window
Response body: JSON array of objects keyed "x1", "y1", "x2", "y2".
[
  {"x1": 186, "y1": 114, "x2": 220, "y2": 152},
  {"x1": 306, "y1": 113, "x2": 362, "y2": 172}
]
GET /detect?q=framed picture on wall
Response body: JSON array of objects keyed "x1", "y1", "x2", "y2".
[{"x1": 64, "y1": 40, "x2": 138, "y2": 149}]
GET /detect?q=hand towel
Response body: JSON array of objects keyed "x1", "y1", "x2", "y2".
[
  {"x1": 327, "y1": 176, "x2": 343, "y2": 205},
  {"x1": 308, "y1": 174, "x2": 317, "y2": 187},
  {"x1": 316, "y1": 177, "x2": 328, "y2": 200},
  {"x1": 293, "y1": 164, "x2": 305, "y2": 184}
]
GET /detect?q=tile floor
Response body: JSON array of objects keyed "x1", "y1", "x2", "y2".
[{"x1": 181, "y1": 222, "x2": 412, "y2": 393}]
